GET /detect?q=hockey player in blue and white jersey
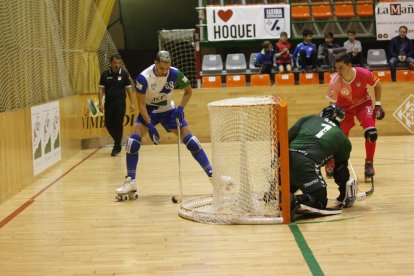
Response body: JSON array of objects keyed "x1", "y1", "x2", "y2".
[{"x1": 115, "y1": 51, "x2": 212, "y2": 200}]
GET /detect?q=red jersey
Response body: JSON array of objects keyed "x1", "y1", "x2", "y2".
[
  {"x1": 326, "y1": 67, "x2": 379, "y2": 110},
  {"x1": 275, "y1": 40, "x2": 291, "y2": 64}
]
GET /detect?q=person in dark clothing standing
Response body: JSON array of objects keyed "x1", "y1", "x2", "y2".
[
  {"x1": 389, "y1": 26, "x2": 414, "y2": 81},
  {"x1": 98, "y1": 54, "x2": 135, "y2": 156}
]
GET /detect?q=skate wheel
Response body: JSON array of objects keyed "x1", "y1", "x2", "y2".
[
  {"x1": 122, "y1": 195, "x2": 128, "y2": 201},
  {"x1": 129, "y1": 193, "x2": 139, "y2": 200}
]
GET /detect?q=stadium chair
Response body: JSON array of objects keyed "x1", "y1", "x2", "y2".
[
  {"x1": 395, "y1": 70, "x2": 414, "y2": 82},
  {"x1": 275, "y1": 73, "x2": 295, "y2": 85},
  {"x1": 323, "y1": 72, "x2": 337, "y2": 84},
  {"x1": 372, "y1": 70, "x2": 392, "y2": 82},
  {"x1": 356, "y1": 2, "x2": 374, "y2": 17},
  {"x1": 299, "y1": 72, "x2": 319, "y2": 85},
  {"x1": 335, "y1": 1, "x2": 355, "y2": 18},
  {"x1": 202, "y1": 54, "x2": 223, "y2": 74},
  {"x1": 249, "y1": 53, "x2": 260, "y2": 73},
  {"x1": 226, "y1": 75, "x2": 247, "y2": 87},
  {"x1": 225, "y1": 53, "x2": 247, "y2": 73},
  {"x1": 250, "y1": 74, "x2": 271, "y2": 86},
  {"x1": 312, "y1": 2, "x2": 333, "y2": 19},
  {"x1": 291, "y1": 4, "x2": 311, "y2": 20},
  {"x1": 202, "y1": 76, "x2": 222, "y2": 88},
  {"x1": 367, "y1": 49, "x2": 389, "y2": 69}
]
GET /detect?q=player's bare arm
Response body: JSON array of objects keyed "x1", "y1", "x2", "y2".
[
  {"x1": 178, "y1": 84, "x2": 192, "y2": 108},
  {"x1": 126, "y1": 86, "x2": 135, "y2": 112},
  {"x1": 98, "y1": 86, "x2": 105, "y2": 112}
]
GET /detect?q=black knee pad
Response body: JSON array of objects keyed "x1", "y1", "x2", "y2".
[
  {"x1": 364, "y1": 128, "x2": 378, "y2": 143},
  {"x1": 308, "y1": 188, "x2": 328, "y2": 209}
]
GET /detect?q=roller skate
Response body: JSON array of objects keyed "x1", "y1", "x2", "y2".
[
  {"x1": 364, "y1": 160, "x2": 375, "y2": 183},
  {"x1": 115, "y1": 176, "x2": 138, "y2": 201},
  {"x1": 325, "y1": 159, "x2": 335, "y2": 178}
]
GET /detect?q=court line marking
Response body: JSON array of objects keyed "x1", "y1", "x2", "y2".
[
  {"x1": 295, "y1": 216, "x2": 355, "y2": 224},
  {"x1": 0, "y1": 148, "x2": 101, "y2": 229},
  {"x1": 290, "y1": 223, "x2": 324, "y2": 276}
]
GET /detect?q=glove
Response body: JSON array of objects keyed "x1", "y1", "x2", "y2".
[
  {"x1": 373, "y1": 104, "x2": 385, "y2": 120},
  {"x1": 333, "y1": 162, "x2": 350, "y2": 187},
  {"x1": 172, "y1": 106, "x2": 185, "y2": 125},
  {"x1": 147, "y1": 123, "x2": 160, "y2": 145},
  {"x1": 336, "y1": 179, "x2": 357, "y2": 208}
]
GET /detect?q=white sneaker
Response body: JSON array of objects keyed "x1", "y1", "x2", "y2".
[{"x1": 116, "y1": 176, "x2": 137, "y2": 194}]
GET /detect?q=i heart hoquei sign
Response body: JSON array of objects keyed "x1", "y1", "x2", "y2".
[{"x1": 206, "y1": 5, "x2": 290, "y2": 41}]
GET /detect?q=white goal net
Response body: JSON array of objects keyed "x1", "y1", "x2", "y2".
[
  {"x1": 158, "y1": 29, "x2": 197, "y2": 88},
  {"x1": 179, "y1": 96, "x2": 290, "y2": 224}
]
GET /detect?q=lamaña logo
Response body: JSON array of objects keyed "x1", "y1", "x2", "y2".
[{"x1": 377, "y1": 3, "x2": 414, "y2": 15}]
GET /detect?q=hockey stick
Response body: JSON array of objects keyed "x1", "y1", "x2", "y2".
[
  {"x1": 349, "y1": 160, "x2": 374, "y2": 200},
  {"x1": 172, "y1": 118, "x2": 184, "y2": 204}
]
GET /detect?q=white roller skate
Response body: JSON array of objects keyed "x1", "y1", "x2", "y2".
[{"x1": 115, "y1": 176, "x2": 138, "y2": 201}]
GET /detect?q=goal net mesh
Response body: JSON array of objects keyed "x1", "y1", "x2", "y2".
[
  {"x1": 0, "y1": 0, "x2": 123, "y2": 113},
  {"x1": 179, "y1": 96, "x2": 284, "y2": 224},
  {"x1": 158, "y1": 29, "x2": 197, "y2": 88}
]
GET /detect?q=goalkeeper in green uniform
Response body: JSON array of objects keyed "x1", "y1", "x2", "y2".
[{"x1": 289, "y1": 104, "x2": 356, "y2": 215}]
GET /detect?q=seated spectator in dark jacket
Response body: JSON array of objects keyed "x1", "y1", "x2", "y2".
[
  {"x1": 389, "y1": 25, "x2": 414, "y2": 80},
  {"x1": 292, "y1": 29, "x2": 318, "y2": 72},
  {"x1": 343, "y1": 29, "x2": 363, "y2": 66},
  {"x1": 318, "y1": 32, "x2": 346, "y2": 71},
  {"x1": 254, "y1": 40, "x2": 277, "y2": 75}
]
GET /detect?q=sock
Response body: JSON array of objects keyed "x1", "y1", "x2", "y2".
[
  {"x1": 126, "y1": 134, "x2": 141, "y2": 179},
  {"x1": 365, "y1": 140, "x2": 376, "y2": 163},
  {"x1": 183, "y1": 134, "x2": 213, "y2": 177}
]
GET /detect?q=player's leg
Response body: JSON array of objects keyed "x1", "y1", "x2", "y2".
[
  {"x1": 179, "y1": 126, "x2": 212, "y2": 177},
  {"x1": 278, "y1": 64, "x2": 285, "y2": 73},
  {"x1": 112, "y1": 103, "x2": 126, "y2": 155},
  {"x1": 104, "y1": 104, "x2": 117, "y2": 149},
  {"x1": 357, "y1": 104, "x2": 377, "y2": 177},
  {"x1": 290, "y1": 152, "x2": 339, "y2": 215},
  {"x1": 116, "y1": 121, "x2": 146, "y2": 199}
]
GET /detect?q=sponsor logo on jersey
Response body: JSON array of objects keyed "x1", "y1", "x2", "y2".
[
  {"x1": 117, "y1": 76, "x2": 122, "y2": 81},
  {"x1": 136, "y1": 83, "x2": 143, "y2": 90},
  {"x1": 182, "y1": 76, "x2": 189, "y2": 83},
  {"x1": 151, "y1": 83, "x2": 157, "y2": 90},
  {"x1": 341, "y1": 89, "x2": 350, "y2": 96},
  {"x1": 356, "y1": 82, "x2": 361, "y2": 87}
]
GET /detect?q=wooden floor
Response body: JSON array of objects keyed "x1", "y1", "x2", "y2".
[{"x1": 1, "y1": 136, "x2": 414, "y2": 275}]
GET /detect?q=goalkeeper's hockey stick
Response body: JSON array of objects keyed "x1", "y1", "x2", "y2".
[
  {"x1": 349, "y1": 160, "x2": 374, "y2": 200},
  {"x1": 172, "y1": 118, "x2": 184, "y2": 204}
]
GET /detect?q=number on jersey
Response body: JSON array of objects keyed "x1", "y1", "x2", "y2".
[{"x1": 315, "y1": 123, "x2": 333, "y2": 138}]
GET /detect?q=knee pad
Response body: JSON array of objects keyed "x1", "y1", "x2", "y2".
[
  {"x1": 183, "y1": 134, "x2": 202, "y2": 153},
  {"x1": 364, "y1": 128, "x2": 377, "y2": 143},
  {"x1": 308, "y1": 188, "x2": 328, "y2": 209},
  {"x1": 126, "y1": 134, "x2": 141, "y2": 154}
]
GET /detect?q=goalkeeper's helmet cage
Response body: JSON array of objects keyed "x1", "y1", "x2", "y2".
[{"x1": 320, "y1": 104, "x2": 345, "y2": 125}]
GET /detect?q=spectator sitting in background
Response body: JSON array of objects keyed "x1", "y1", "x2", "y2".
[
  {"x1": 389, "y1": 25, "x2": 414, "y2": 81},
  {"x1": 275, "y1": 32, "x2": 292, "y2": 73},
  {"x1": 254, "y1": 40, "x2": 277, "y2": 75},
  {"x1": 344, "y1": 29, "x2": 363, "y2": 66},
  {"x1": 318, "y1": 32, "x2": 346, "y2": 72},
  {"x1": 292, "y1": 29, "x2": 318, "y2": 73}
]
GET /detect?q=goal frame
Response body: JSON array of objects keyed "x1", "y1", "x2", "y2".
[{"x1": 178, "y1": 95, "x2": 290, "y2": 224}]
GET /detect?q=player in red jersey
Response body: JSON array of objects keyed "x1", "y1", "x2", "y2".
[{"x1": 325, "y1": 53, "x2": 385, "y2": 178}]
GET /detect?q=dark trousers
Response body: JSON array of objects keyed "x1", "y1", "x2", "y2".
[
  {"x1": 259, "y1": 63, "x2": 273, "y2": 75},
  {"x1": 349, "y1": 52, "x2": 363, "y2": 66},
  {"x1": 298, "y1": 50, "x2": 317, "y2": 68},
  {"x1": 105, "y1": 102, "x2": 125, "y2": 148}
]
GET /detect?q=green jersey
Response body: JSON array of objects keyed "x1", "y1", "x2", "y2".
[{"x1": 288, "y1": 115, "x2": 351, "y2": 165}]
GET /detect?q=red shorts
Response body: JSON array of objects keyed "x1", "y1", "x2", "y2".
[{"x1": 341, "y1": 101, "x2": 375, "y2": 137}]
